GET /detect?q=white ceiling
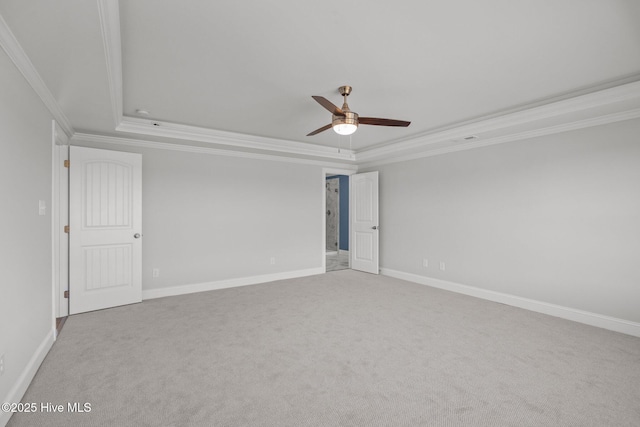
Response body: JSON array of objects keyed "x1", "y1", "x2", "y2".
[{"x1": 1, "y1": 0, "x2": 640, "y2": 165}]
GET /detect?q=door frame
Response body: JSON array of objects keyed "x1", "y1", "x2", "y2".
[
  {"x1": 52, "y1": 121, "x2": 69, "y2": 321},
  {"x1": 325, "y1": 176, "x2": 341, "y2": 254},
  {"x1": 322, "y1": 167, "x2": 357, "y2": 272}
]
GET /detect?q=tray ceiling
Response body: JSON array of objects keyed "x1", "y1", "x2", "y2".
[{"x1": 1, "y1": 0, "x2": 639, "y2": 165}]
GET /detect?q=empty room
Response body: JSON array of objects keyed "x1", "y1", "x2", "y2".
[{"x1": 1, "y1": 1, "x2": 639, "y2": 426}]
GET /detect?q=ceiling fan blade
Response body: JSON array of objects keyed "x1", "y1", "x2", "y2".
[
  {"x1": 359, "y1": 117, "x2": 411, "y2": 127},
  {"x1": 312, "y1": 96, "x2": 345, "y2": 116},
  {"x1": 306, "y1": 123, "x2": 333, "y2": 136}
]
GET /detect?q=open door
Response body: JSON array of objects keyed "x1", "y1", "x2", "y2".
[
  {"x1": 350, "y1": 171, "x2": 379, "y2": 274},
  {"x1": 69, "y1": 146, "x2": 142, "y2": 314}
]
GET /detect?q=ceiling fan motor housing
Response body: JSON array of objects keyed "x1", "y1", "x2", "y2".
[{"x1": 333, "y1": 111, "x2": 359, "y2": 128}]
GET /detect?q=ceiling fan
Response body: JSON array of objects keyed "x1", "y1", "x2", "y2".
[{"x1": 307, "y1": 85, "x2": 410, "y2": 136}]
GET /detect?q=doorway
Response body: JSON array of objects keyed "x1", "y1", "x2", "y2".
[
  {"x1": 325, "y1": 174, "x2": 349, "y2": 272},
  {"x1": 321, "y1": 167, "x2": 379, "y2": 274}
]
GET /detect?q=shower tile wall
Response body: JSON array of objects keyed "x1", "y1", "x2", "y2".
[{"x1": 326, "y1": 178, "x2": 339, "y2": 251}]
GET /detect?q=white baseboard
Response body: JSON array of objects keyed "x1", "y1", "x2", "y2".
[
  {"x1": 142, "y1": 267, "x2": 324, "y2": 300},
  {"x1": 381, "y1": 268, "x2": 640, "y2": 338},
  {"x1": 1, "y1": 329, "x2": 55, "y2": 427}
]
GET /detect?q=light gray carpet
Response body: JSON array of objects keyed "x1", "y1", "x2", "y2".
[{"x1": 8, "y1": 270, "x2": 640, "y2": 426}]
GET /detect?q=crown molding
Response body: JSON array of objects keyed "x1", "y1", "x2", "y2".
[
  {"x1": 358, "y1": 107, "x2": 640, "y2": 168},
  {"x1": 117, "y1": 117, "x2": 356, "y2": 161},
  {"x1": 116, "y1": 80, "x2": 640, "y2": 166},
  {"x1": 357, "y1": 80, "x2": 640, "y2": 164},
  {"x1": 0, "y1": 12, "x2": 74, "y2": 138},
  {"x1": 97, "y1": 0, "x2": 123, "y2": 128},
  {"x1": 72, "y1": 132, "x2": 358, "y2": 169},
  {"x1": 53, "y1": 120, "x2": 70, "y2": 146}
]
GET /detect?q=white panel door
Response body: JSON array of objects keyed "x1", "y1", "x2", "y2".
[
  {"x1": 69, "y1": 146, "x2": 142, "y2": 314},
  {"x1": 350, "y1": 171, "x2": 379, "y2": 274}
]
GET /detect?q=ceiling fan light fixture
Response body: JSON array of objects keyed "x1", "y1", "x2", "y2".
[
  {"x1": 333, "y1": 123, "x2": 358, "y2": 135},
  {"x1": 332, "y1": 111, "x2": 359, "y2": 135}
]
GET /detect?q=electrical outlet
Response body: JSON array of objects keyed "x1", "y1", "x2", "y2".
[
  {"x1": 439, "y1": 261, "x2": 446, "y2": 271},
  {"x1": 0, "y1": 354, "x2": 4, "y2": 376},
  {"x1": 152, "y1": 268, "x2": 159, "y2": 278},
  {"x1": 270, "y1": 257, "x2": 276, "y2": 265},
  {"x1": 38, "y1": 200, "x2": 46, "y2": 216},
  {"x1": 422, "y1": 258, "x2": 429, "y2": 268}
]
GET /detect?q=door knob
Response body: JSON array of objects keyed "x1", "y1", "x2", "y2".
[
  {"x1": 372, "y1": 226, "x2": 378, "y2": 230},
  {"x1": 134, "y1": 233, "x2": 141, "y2": 239}
]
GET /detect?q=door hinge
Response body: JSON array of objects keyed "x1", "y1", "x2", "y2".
[
  {"x1": 64, "y1": 159, "x2": 70, "y2": 168},
  {"x1": 64, "y1": 225, "x2": 69, "y2": 233},
  {"x1": 64, "y1": 290, "x2": 69, "y2": 299}
]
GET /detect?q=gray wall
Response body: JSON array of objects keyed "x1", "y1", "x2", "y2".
[
  {"x1": 366, "y1": 118, "x2": 640, "y2": 323},
  {"x1": 0, "y1": 48, "x2": 54, "y2": 406},
  {"x1": 71, "y1": 139, "x2": 324, "y2": 292}
]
